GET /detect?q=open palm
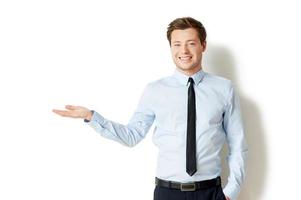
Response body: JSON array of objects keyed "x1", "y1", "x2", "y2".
[{"x1": 52, "y1": 105, "x2": 92, "y2": 120}]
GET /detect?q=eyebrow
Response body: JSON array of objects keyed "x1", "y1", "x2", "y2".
[{"x1": 172, "y1": 39, "x2": 197, "y2": 44}]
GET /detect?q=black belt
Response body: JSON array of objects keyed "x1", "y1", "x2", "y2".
[{"x1": 155, "y1": 176, "x2": 221, "y2": 192}]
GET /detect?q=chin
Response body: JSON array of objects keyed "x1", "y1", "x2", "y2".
[{"x1": 177, "y1": 65, "x2": 195, "y2": 71}]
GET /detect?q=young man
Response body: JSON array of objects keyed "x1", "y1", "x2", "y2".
[{"x1": 53, "y1": 17, "x2": 247, "y2": 200}]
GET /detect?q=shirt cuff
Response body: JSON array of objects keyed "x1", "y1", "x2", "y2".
[
  {"x1": 84, "y1": 110, "x2": 95, "y2": 123},
  {"x1": 223, "y1": 183, "x2": 240, "y2": 200},
  {"x1": 83, "y1": 110, "x2": 106, "y2": 128}
]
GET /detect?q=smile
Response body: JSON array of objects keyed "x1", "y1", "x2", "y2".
[{"x1": 179, "y1": 56, "x2": 192, "y2": 61}]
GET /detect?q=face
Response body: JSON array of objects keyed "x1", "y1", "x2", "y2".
[{"x1": 170, "y1": 28, "x2": 206, "y2": 76}]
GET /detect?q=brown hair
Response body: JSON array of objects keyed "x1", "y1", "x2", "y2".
[{"x1": 167, "y1": 17, "x2": 207, "y2": 46}]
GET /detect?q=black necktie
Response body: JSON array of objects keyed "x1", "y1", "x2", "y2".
[{"x1": 186, "y1": 77, "x2": 197, "y2": 176}]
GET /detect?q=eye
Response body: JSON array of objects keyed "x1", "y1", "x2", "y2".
[
  {"x1": 189, "y1": 42, "x2": 195, "y2": 46},
  {"x1": 174, "y1": 44, "x2": 180, "y2": 47}
]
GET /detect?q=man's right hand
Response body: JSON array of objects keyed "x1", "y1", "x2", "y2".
[{"x1": 52, "y1": 105, "x2": 93, "y2": 121}]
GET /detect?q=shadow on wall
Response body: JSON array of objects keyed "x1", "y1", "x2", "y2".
[{"x1": 203, "y1": 44, "x2": 268, "y2": 200}]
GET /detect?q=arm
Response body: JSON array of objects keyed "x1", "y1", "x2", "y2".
[
  {"x1": 53, "y1": 84, "x2": 155, "y2": 147},
  {"x1": 222, "y1": 83, "x2": 248, "y2": 200},
  {"x1": 85, "y1": 107, "x2": 154, "y2": 147}
]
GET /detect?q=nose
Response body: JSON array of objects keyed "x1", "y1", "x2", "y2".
[{"x1": 181, "y1": 44, "x2": 189, "y2": 54}]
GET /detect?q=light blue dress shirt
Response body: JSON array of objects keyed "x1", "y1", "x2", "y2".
[{"x1": 85, "y1": 69, "x2": 247, "y2": 200}]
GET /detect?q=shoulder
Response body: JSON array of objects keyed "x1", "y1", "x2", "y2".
[
  {"x1": 201, "y1": 72, "x2": 235, "y2": 101},
  {"x1": 146, "y1": 75, "x2": 177, "y2": 88},
  {"x1": 202, "y1": 72, "x2": 233, "y2": 90}
]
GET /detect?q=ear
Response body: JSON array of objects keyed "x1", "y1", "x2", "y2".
[{"x1": 201, "y1": 41, "x2": 207, "y2": 52}]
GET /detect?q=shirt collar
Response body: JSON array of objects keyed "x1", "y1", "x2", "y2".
[{"x1": 173, "y1": 68, "x2": 205, "y2": 86}]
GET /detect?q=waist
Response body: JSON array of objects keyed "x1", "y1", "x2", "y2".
[{"x1": 155, "y1": 176, "x2": 221, "y2": 192}]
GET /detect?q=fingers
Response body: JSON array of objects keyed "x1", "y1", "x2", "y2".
[
  {"x1": 53, "y1": 105, "x2": 88, "y2": 119},
  {"x1": 52, "y1": 109, "x2": 76, "y2": 118},
  {"x1": 65, "y1": 105, "x2": 77, "y2": 110},
  {"x1": 65, "y1": 105, "x2": 86, "y2": 111},
  {"x1": 52, "y1": 109, "x2": 68, "y2": 117}
]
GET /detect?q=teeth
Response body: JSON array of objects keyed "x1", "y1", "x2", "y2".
[{"x1": 180, "y1": 56, "x2": 192, "y2": 60}]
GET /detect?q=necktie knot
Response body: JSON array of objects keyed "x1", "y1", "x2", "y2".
[{"x1": 188, "y1": 77, "x2": 194, "y2": 85}]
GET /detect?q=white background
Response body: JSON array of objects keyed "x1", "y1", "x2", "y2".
[{"x1": 1, "y1": 0, "x2": 300, "y2": 199}]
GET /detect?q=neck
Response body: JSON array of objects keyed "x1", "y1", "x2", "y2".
[{"x1": 177, "y1": 66, "x2": 202, "y2": 76}]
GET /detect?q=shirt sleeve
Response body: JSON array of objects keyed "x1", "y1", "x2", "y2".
[
  {"x1": 222, "y1": 83, "x2": 248, "y2": 200},
  {"x1": 84, "y1": 83, "x2": 155, "y2": 147}
]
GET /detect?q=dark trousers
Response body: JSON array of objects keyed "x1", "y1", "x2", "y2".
[{"x1": 153, "y1": 185, "x2": 226, "y2": 200}]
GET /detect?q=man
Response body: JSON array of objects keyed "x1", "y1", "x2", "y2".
[{"x1": 53, "y1": 17, "x2": 247, "y2": 200}]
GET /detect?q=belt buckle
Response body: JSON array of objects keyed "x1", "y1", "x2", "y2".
[{"x1": 180, "y1": 182, "x2": 196, "y2": 191}]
